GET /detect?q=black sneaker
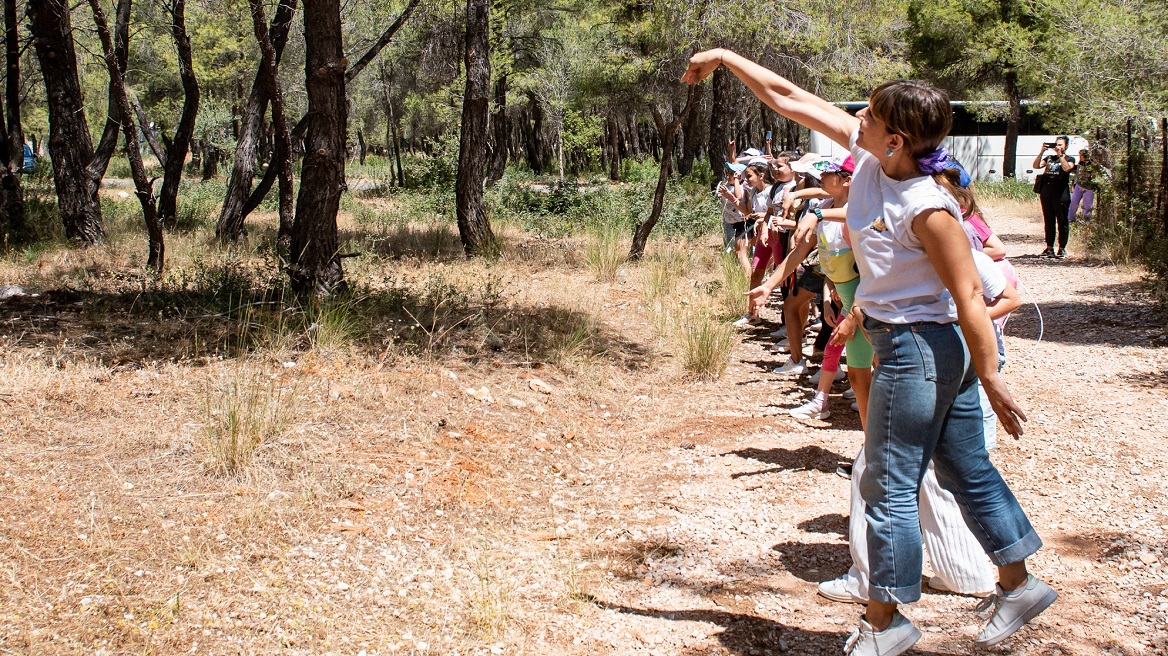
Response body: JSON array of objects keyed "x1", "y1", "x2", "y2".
[
  {"x1": 1055, "y1": 248, "x2": 1067, "y2": 259},
  {"x1": 1039, "y1": 247, "x2": 1055, "y2": 258}
]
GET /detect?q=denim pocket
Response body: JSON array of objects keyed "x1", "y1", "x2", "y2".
[{"x1": 908, "y1": 327, "x2": 962, "y2": 385}]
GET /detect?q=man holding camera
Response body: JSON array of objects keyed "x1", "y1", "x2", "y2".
[{"x1": 1032, "y1": 136, "x2": 1076, "y2": 259}]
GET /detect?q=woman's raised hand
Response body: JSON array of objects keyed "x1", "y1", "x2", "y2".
[{"x1": 681, "y1": 49, "x2": 725, "y2": 85}]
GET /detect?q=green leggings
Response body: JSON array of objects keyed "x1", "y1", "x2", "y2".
[{"x1": 834, "y1": 277, "x2": 873, "y2": 369}]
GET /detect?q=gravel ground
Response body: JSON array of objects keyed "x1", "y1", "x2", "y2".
[
  {"x1": 2, "y1": 199, "x2": 1166, "y2": 656},
  {"x1": 559, "y1": 203, "x2": 1168, "y2": 656}
]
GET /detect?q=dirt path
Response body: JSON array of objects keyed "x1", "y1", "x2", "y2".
[{"x1": 561, "y1": 202, "x2": 1168, "y2": 656}]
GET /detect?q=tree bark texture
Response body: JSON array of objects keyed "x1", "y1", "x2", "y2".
[
  {"x1": 0, "y1": 0, "x2": 24, "y2": 238},
  {"x1": 27, "y1": 0, "x2": 104, "y2": 243},
  {"x1": 630, "y1": 87, "x2": 697, "y2": 260},
  {"x1": 678, "y1": 84, "x2": 705, "y2": 177},
  {"x1": 455, "y1": 0, "x2": 495, "y2": 256},
  {"x1": 523, "y1": 89, "x2": 544, "y2": 174},
  {"x1": 157, "y1": 0, "x2": 199, "y2": 227},
  {"x1": 232, "y1": 0, "x2": 418, "y2": 230},
  {"x1": 246, "y1": 0, "x2": 295, "y2": 246},
  {"x1": 89, "y1": 0, "x2": 164, "y2": 269},
  {"x1": 1003, "y1": 71, "x2": 1021, "y2": 179},
  {"x1": 216, "y1": 0, "x2": 297, "y2": 241},
  {"x1": 606, "y1": 114, "x2": 620, "y2": 181},
  {"x1": 706, "y1": 67, "x2": 733, "y2": 182},
  {"x1": 289, "y1": 0, "x2": 346, "y2": 296},
  {"x1": 485, "y1": 73, "x2": 507, "y2": 187}
]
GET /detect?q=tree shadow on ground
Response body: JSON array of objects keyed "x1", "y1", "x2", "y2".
[
  {"x1": 726, "y1": 446, "x2": 849, "y2": 476},
  {"x1": 590, "y1": 599, "x2": 961, "y2": 655},
  {"x1": 798, "y1": 513, "x2": 848, "y2": 538},
  {"x1": 1002, "y1": 277, "x2": 1168, "y2": 348},
  {"x1": 0, "y1": 279, "x2": 652, "y2": 370},
  {"x1": 771, "y1": 540, "x2": 851, "y2": 583}
]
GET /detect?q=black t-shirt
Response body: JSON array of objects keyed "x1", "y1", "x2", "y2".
[{"x1": 1041, "y1": 153, "x2": 1075, "y2": 191}]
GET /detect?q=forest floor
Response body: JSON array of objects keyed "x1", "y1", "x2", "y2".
[{"x1": 1, "y1": 193, "x2": 1167, "y2": 656}]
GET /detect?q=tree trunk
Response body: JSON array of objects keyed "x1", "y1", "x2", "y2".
[
  {"x1": 1003, "y1": 70, "x2": 1021, "y2": 179},
  {"x1": 0, "y1": 0, "x2": 24, "y2": 238},
  {"x1": 27, "y1": 0, "x2": 104, "y2": 244},
  {"x1": 216, "y1": 0, "x2": 297, "y2": 241},
  {"x1": 524, "y1": 89, "x2": 544, "y2": 173},
  {"x1": 378, "y1": 62, "x2": 405, "y2": 188},
  {"x1": 202, "y1": 147, "x2": 219, "y2": 180},
  {"x1": 485, "y1": 73, "x2": 507, "y2": 187},
  {"x1": 678, "y1": 84, "x2": 704, "y2": 177},
  {"x1": 289, "y1": 0, "x2": 346, "y2": 296},
  {"x1": 1160, "y1": 117, "x2": 1167, "y2": 237},
  {"x1": 228, "y1": 0, "x2": 418, "y2": 233},
  {"x1": 246, "y1": 0, "x2": 295, "y2": 247},
  {"x1": 357, "y1": 129, "x2": 366, "y2": 164},
  {"x1": 88, "y1": 0, "x2": 163, "y2": 270},
  {"x1": 455, "y1": 0, "x2": 495, "y2": 256},
  {"x1": 157, "y1": 0, "x2": 198, "y2": 228},
  {"x1": 607, "y1": 114, "x2": 620, "y2": 181},
  {"x1": 630, "y1": 87, "x2": 697, "y2": 260}
]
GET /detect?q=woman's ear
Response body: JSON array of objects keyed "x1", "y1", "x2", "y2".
[{"x1": 886, "y1": 133, "x2": 904, "y2": 155}]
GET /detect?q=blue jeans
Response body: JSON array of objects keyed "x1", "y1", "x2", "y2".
[{"x1": 860, "y1": 317, "x2": 1042, "y2": 604}]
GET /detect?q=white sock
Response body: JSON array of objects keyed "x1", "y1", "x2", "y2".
[{"x1": 812, "y1": 391, "x2": 827, "y2": 405}]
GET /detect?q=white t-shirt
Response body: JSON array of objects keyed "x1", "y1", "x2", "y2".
[
  {"x1": 767, "y1": 180, "x2": 797, "y2": 211},
  {"x1": 722, "y1": 197, "x2": 743, "y2": 225},
  {"x1": 846, "y1": 130, "x2": 964, "y2": 324},
  {"x1": 972, "y1": 250, "x2": 1006, "y2": 303},
  {"x1": 746, "y1": 185, "x2": 772, "y2": 217}
]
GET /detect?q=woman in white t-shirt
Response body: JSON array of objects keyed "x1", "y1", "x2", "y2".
[{"x1": 683, "y1": 52, "x2": 1053, "y2": 656}]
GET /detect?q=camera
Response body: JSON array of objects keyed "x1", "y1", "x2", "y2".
[{"x1": 1042, "y1": 142, "x2": 1056, "y2": 149}]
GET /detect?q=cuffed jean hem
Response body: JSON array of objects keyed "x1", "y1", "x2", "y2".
[
  {"x1": 869, "y1": 582, "x2": 924, "y2": 606},
  {"x1": 988, "y1": 528, "x2": 1043, "y2": 567}
]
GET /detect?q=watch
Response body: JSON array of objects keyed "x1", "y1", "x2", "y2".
[{"x1": 813, "y1": 207, "x2": 824, "y2": 223}]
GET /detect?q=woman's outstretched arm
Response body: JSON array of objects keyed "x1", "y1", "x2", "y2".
[{"x1": 682, "y1": 49, "x2": 858, "y2": 149}]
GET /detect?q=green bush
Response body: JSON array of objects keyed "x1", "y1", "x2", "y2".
[{"x1": 619, "y1": 158, "x2": 659, "y2": 184}]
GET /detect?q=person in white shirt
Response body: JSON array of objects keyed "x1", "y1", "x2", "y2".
[{"x1": 683, "y1": 50, "x2": 1053, "y2": 656}]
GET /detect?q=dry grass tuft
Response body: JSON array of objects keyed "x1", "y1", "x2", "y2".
[
  {"x1": 584, "y1": 221, "x2": 627, "y2": 281},
  {"x1": 200, "y1": 366, "x2": 292, "y2": 475},
  {"x1": 675, "y1": 302, "x2": 737, "y2": 380},
  {"x1": 717, "y1": 250, "x2": 750, "y2": 320}
]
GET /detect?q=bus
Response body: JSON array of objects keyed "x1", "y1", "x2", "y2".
[{"x1": 808, "y1": 101, "x2": 1085, "y2": 182}]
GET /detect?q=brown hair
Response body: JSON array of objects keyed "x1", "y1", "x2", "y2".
[
  {"x1": 869, "y1": 80, "x2": 980, "y2": 218},
  {"x1": 746, "y1": 163, "x2": 771, "y2": 183}
]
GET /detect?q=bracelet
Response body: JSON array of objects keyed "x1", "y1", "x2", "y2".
[{"x1": 813, "y1": 207, "x2": 824, "y2": 223}]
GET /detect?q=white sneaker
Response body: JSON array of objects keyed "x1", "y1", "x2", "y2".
[
  {"x1": 974, "y1": 575, "x2": 1058, "y2": 647},
  {"x1": 851, "y1": 401, "x2": 859, "y2": 411},
  {"x1": 769, "y1": 327, "x2": 787, "y2": 339},
  {"x1": 927, "y1": 575, "x2": 992, "y2": 598},
  {"x1": 817, "y1": 576, "x2": 865, "y2": 604},
  {"x1": 809, "y1": 368, "x2": 843, "y2": 385},
  {"x1": 843, "y1": 387, "x2": 856, "y2": 400},
  {"x1": 770, "y1": 338, "x2": 790, "y2": 353},
  {"x1": 790, "y1": 397, "x2": 830, "y2": 420},
  {"x1": 773, "y1": 358, "x2": 808, "y2": 375},
  {"x1": 732, "y1": 315, "x2": 760, "y2": 328},
  {"x1": 844, "y1": 612, "x2": 921, "y2": 656}
]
